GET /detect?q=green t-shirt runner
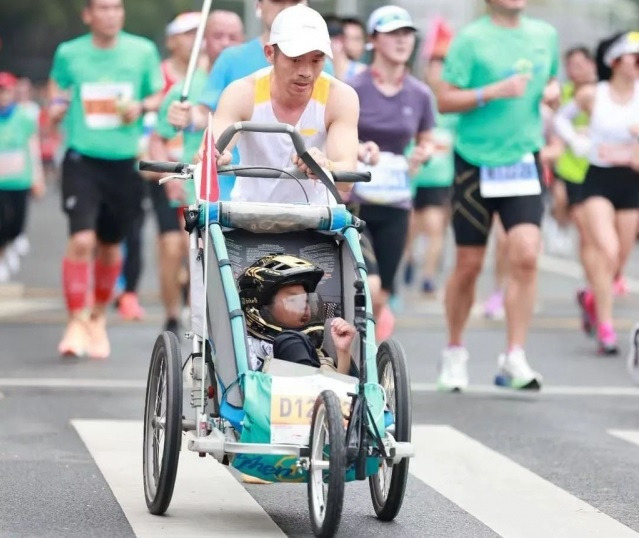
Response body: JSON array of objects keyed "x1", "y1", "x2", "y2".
[
  {"x1": 155, "y1": 69, "x2": 208, "y2": 206},
  {"x1": 50, "y1": 32, "x2": 163, "y2": 160},
  {"x1": 443, "y1": 16, "x2": 559, "y2": 167},
  {"x1": 0, "y1": 106, "x2": 37, "y2": 190}
]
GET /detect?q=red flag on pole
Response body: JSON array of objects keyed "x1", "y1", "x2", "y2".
[{"x1": 199, "y1": 113, "x2": 219, "y2": 202}]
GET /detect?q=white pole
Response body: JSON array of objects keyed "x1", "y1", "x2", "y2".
[{"x1": 181, "y1": 0, "x2": 214, "y2": 102}]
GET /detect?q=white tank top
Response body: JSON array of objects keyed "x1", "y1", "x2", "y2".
[
  {"x1": 232, "y1": 67, "x2": 335, "y2": 205},
  {"x1": 589, "y1": 81, "x2": 639, "y2": 167}
]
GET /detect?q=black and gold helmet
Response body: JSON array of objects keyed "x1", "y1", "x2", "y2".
[{"x1": 238, "y1": 255, "x2": 325, "y2": 342}]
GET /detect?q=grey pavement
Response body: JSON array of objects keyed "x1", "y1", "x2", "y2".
[{"x1": 1, "y1": 189, "x2": 639, "y2": 537}]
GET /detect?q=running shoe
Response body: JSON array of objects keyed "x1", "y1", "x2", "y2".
[
  {"x1": 494, "y1": 348, "x2": 542, "y2": 390},
  {"x1": 627, "y1": 323, "x2": 639, "y2": 385},
  {"x1": 437, "y1": 346, "x2": 469, "y2": 392},
  {"x1": 0, "y1": 259, "x2": 10, "y2": 283},
  {"x1": 58, "y1": 318, "x2": 88, "y2": 358},
  {"x1": 165, "y1": 318, "x2": 180, "y2": 340},
  {"x1": 576, "y1": 288, "x2": 596, "y2": 337},
  {"x1": 613, "y1": 274, "x2": 629, "y2": 297},
  {"x1": 597, "y1": 322, "x2": 618, "y2": 356},
  {"x1": 86, "y1": 314, "x2": 110, "y2": 359},
  {"x1": 483, "y1": 290, "x2": 504, "y2": 320},
  {"x1": 13, "y1": 235, "x2": 30, "y2": 257},
  {"x1": 5, "y1": 246, "x2": 20, "y2": 275},
  {"x1": 117, "y1": 292, "x2": 145, "y2": 321},
  {"x1": 375, "y1": 304, "x2": 395, "y2": 342}
]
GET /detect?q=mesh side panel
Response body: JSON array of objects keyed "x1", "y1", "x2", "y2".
[{"x1": 324, "y1": 301, "x2": 341, "y2": 319}]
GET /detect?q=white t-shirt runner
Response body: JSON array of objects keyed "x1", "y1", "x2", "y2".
[{"x1": 232, "y1": 67, "x2": 335, "y2": 205}]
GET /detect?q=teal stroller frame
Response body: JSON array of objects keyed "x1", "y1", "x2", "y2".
[{"x1": 140, "y1": 123, "x2": 413, "y2": 537}]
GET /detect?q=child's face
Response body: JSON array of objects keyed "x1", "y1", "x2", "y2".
[{"x1": 269, "y1": 284, "x2": 312, "y2": 328}]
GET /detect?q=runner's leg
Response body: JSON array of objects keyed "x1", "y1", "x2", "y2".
[{"x1": 503, "y1": 223, "x2": 541, "y2": 349}]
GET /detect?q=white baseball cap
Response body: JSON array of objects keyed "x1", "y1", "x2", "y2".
[
  {"x1": 367, "y1": 6, "x2": 417, "y2": 35},
  {"x1": 604, "y1": 31, "x2": 639, "y2": 66},
  {"x1": 166, "y1": 12, "x2": 201, "y2": 37},
  {"x1": 268, "y1": 5, "x2": 333, "y2": 59}
]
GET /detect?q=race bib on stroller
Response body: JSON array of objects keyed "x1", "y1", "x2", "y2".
[
  {"x1": 354, "y1": 152, "x2": 411, "y2": 204},
  {"x1": 479, "y1": 153, "x2": 541, "y2": 198},
  {"x1": 81, "y1": 82, "x2": 134, "y2": 130},
  {"x1": 0, "y1": 150, "x2": 27, "y2": 178},
  {"x1": 270, "y1": 375, "x2": 354, "y2": 445}
]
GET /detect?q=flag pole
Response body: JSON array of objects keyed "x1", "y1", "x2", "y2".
[{"x1": 181, "y1": 0, "x2": 213, "y2": 102}]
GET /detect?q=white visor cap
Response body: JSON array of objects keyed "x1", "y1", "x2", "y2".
[
  {"x1": 604, "y1": 32, "x2": 639, "y2": 67},
  {"x1": 166, "y1": 12, "x2": 201, "y2": 36},
  {"x1": 268, "y1": 4, "x2": 333, "y2": 59}
]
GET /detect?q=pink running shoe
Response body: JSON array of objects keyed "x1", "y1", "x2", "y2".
[
  {"x1": 576, "y1": 289, "x2": 596, "y2": 337},
  {"x1": 375, "y1": 304, "x2": 395, "y2": 342},
  {"x1": 118, "y1": 292, "x2": 145, "y2": 321},
  {"x1": 597, "y1": 322, "x2": 618, "y2": 356},
  {"x1": 613, "y1": 275, "x2": 629, "y2": 297}
]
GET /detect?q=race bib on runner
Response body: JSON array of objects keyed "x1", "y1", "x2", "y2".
[
  {"x1": 81, "y1": 82, "x2": 134, "y2": 130},
  {"x1": 479, "y1": 153, "x2": 541, "y2": 198},
  {"x1": 354, "y1": 151, "x2": 411, "y2": 204},
  {"x1": 270, "y1": 375, "x2": 355, "y2": 445},
  {"x1": 166, "y1": 132, "x2": 185, "y2": 162},
  {"x1": 0, "y1": 150, "x2": 27, "y2": 179}
]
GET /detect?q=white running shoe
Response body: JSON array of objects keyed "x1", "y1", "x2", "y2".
[
  {"x1": 437, "y1": 347, "x2": 469, "y2": 392},
  {"x1": 13, "y1": 235, "x2": 30, "y2": 257},
  {"x1": 5, "y1": 246, "x2": 20, "y2": 274},
  {"x1": 495, "y1": 348, "x2": 542, "y2": 390},
  {"x1": 0, "y1": 260, "x2": 10, "y2": 283},
  {"x1": 627, "y1": 323, "x2": 639, "y2": 385}
]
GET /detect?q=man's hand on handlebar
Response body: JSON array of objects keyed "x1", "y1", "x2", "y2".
[{"x1": 291, "y1": 147, "x2": 330, "y2": 179}]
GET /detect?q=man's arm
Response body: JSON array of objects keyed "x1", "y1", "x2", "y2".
[
  {"x1": 437, "y1": 75, "x2": 531, "y2": 114},
  {"x1": 193, "y1": 78, "x2": 253, "y2": 165},
  {"x1": 314, "y1": 82, "x2": 360, "y2": 192},
  {"x1": 47, "y1": 78, "x2": 70, "y2": 127}
]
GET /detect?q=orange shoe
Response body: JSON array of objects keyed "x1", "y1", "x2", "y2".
[
  {"x1": 117, "y1": 292, "x2": 145, "y2": 321},
  {"x1": 375, "y1": 304, "x2": 395, "y2": 343},
  {"x1": 58, "y1": 318, "x2": 89, "y2": 357},
  {"x1": 86, "y1": 315, "x2": 111, "y2": 360}
]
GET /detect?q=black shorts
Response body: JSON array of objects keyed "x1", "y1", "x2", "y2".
[
  {"x1": 582, "y1": 165, "x2": 639, "y2": 210},
  {"x1": 359, "y1": 204, "x2": 410, "y2": 292},
  {"x1": 451, "y1": 153, "x2": 544, "y2": 246},
  {"x1": 0, "y1": 189, "x2": 29, "y2": 248},
  {"x1": 413, "y1": 186, "x2": 451, "y2": 210},
  {"x1": 554, "y1": 174, "x2": 584, "y2": 208},
  {"x1": 148, "y1": 180, "x2": 182, "y2": 234},
  {"x1": 61, "y1": 149, "x2": 144, "y2": 243}
]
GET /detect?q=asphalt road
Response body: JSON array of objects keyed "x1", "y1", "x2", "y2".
[{"x1": 1, "y1": 189, "x2": 639, "y2": 538}]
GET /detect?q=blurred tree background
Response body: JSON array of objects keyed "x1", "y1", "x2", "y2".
[{"x1": 0, "y1": 0, "x2": 243, "y2": 82}]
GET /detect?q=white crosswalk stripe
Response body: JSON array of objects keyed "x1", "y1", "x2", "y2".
[
  {"x1": 609, "y1": 429, "x2": 639, "y2": 448},
  {"x1": 72, "y1": 420, "x2": 285, "y2": 537},
  {"x1": 73, "y1": 420, "x2": 639, "y2": 537},
  {"x1": 411, "y1": 425, "x2": 638, "y2": 538}
]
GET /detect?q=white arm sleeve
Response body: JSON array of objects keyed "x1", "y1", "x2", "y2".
[{"x1": 554, "y1": 100, "x2": 592, "y2": 157}]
